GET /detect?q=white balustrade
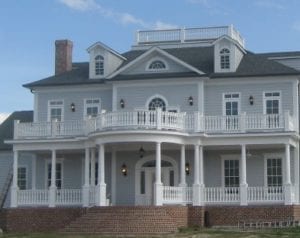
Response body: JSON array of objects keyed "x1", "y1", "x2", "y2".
[
  {"x1": 14, "y1": 112, "x2": 294, "y2": 139},
  {"x1": 17, "y1": 189, "x2": 49, "y2": 206},
  {"x1": 55, "y1": 189, "x2": 82, "y2": 205},
  {"x1": 204, "y1": 187, "x2": 240, "y2": 203},
  {"x1": 162, "y1": 186, "x2": 192, "y2": 204},
  {"x1": 248, "y1": 187, "x2": 284, "y2": 203}
]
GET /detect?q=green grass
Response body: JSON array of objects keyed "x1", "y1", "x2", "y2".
[{"x1": 2, "y1": 228, "x2": 300, "y2": 238}]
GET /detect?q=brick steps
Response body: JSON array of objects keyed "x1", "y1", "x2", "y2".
[{"x1": 61, "y1": 206, "x2": 178, "y2": 234}]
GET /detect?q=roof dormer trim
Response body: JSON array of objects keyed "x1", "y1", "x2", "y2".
[
  {"x1": 213, "y1": 35, "x2": 246, "y2": 54},
  {"x1": 107, "y1": 46, "x2": 205, "y2": 79},
  {"x1": 87, "y1": 41, "x2": 127, "y2": 61}
]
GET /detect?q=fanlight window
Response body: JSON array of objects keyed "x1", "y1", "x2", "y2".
[
  {"x1": 148, "y1": 60, "x2": 166, "y2": 70},
  {"x1": 95, "y1": 55, "x2": 104, "y2": 75},
  {"x1": 148, "y1": 97, "x2": 166, "y2": 111},
  {"x1": 220, "y1": 48, "x2": 230, "y2": 69}
]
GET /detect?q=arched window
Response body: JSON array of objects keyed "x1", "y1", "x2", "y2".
[
  {"x1": 95, "y1": 55, "x2": 104, "y2": 75},
  {"x1": 148, "y1": 97, "x2": 166, "y2": 111},
  {"x1": 220, "y1": 48, "x2": 230, "y2": 69},
  {"x1": 148, "y1": 60, "x2": 166, "y2": 70}
]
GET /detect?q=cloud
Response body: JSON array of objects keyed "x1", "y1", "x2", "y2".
[
  {"x1": 58, "y1": 0, "x2": 176, "y2": 29},
  {"x1": 254, "y1": 0, "x2": 286, "y2": 10},
  {"x1": 0, "y1": 113, "x2": 10, "y2": 124}
]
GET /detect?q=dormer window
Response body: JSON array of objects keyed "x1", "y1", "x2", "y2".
[
  {"x1": 95, "y1": 55, "x2": 104, "y2": 75},
  {"x1": 147, "y1": 59, "x2": 167, "y2": 71},
  {"x1": 220, "y1": 48, "x2": 230, "y2": 69}
]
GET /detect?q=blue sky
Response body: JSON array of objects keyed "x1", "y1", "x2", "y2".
[{"x1": 1, "y1": 0, "x2": 300, "y2": 122}]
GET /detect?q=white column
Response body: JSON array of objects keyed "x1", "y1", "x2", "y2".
[
  {"x1": 111, "y1": 148, "x2": 117, "y2": 205},
  {"x1": 49, "y1": 149, "x2": 57, "y2": 207},
  {"x1": 97, "y1": 144, "x2": 107, "y2": 206},
  {"x1": 31, "y1": 156, "x2": 37, "y2": 190},
  {"x1": 82, "y1": 147, "x2": 90, "y2": 207},
  {"x1": 11, "y1": 150, "x2": 19, "y2": 208},
  {"x1": 193, "y1": 144, "x2": 202, "y2": 206},
  {"x1": 240, "y1": 144, "x2": 248, "y2": 206},
  {"x1": 199, "y1": 146, "x2": 204, "y2": 186},
  {"x1": 294, "y1": 144, "x2": 300, "y2": 204},
  {"x1": 179, "y1": 145, "x2": 186, "y2": 187},
  {"x1": 154, "y1": 142, "x2": 163, "y2": 206},
  {"x1": 285, "y1": 144, "x2": 292, "y2": 205},
  {"x1": 91, "y1": 148, "x2": 96, "y2": 186}
]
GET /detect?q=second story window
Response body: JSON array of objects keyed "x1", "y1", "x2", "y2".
[
  {"x1": 85, "y1": 99, "x2": 101, "y2": 118},
  {"x1": 220, "y1": 48, "x2": 230, "y2": 69},
  {"x1": 223, "y1": 93, "x2": 240, "y2": 116},
  {"x1": 48, "y1": 100, "x2": 64, "y2": 122},
  {"x1": 264, "y1": 92, "x2": 280, "y2": 114},
  {"x1": 95, "y1": 55, "x2": 104, "y2": 76}
]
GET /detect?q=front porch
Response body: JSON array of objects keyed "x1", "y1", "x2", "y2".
[{"x1": 10, "y1": 139, "x2": 299, "y2": 208}]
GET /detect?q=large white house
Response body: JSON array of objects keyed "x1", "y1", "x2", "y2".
[{"x1": 3, "y1": 25, "x2": 300, "y2": 212}]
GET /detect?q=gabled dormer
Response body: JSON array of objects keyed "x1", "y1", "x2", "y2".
[
  {"x1": 213, "y1": 35, "x2": 246, "y2": 73},
  {"x1": 87, "y1": 42, "x2": 126, "y2": 79}
]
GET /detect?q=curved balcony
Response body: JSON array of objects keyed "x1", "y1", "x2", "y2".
[{"x1": 14, "y1": 110, "x2": 295, "y2": 139}]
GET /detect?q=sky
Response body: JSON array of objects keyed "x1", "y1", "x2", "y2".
[{"x1": 1, "y1": 0, "x2": 300, "y2": 123}]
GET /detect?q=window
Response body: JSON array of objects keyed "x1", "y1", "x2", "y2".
[
  {"x1": 85, "y1": 99, "x2": 100, "y2": 118},
  {"x1": 266, "y1": 158, "x2": 282, "y2": 187},
  {"x1": 89, "y1": 162, "x2": 98, "y2": 185},
  {"x1": 148, "y1": 97, "x2": 166, "y2": 111},
  {"x1": 224, "y1": 159, "x2": 239, "y2": 187},
  {"x1": 95, "y1": 55, "x2": 104, "y2": 76},
  {"x1": 48, "y1": 100, "x2": 64, "y2": 122},
  {"x1": 18, "y1": 167, "x2": 27, "y2": 190},
  {"x1": 223, "y1": 93, "x2": 240, "y2": 130},
  {"x1": 264, "y1": 92, "x2": 280, "y2": 114},
  {"x1": 220, "y1": 48, "x2": 230, "y2": 69},
  {"x1": 47, "y1": 162, "x2": 62, "y2": 189}
]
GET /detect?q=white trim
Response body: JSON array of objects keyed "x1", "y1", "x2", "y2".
[
  {"x1": 108, "y1": 47, "x2": 205, "y2": 79},
  {"x1": 292, "y1": 80, "x2": 299, "y2": 131},
  {"x1": 221, "y1": 154, "x2": 240, "y2": 187},
  {"x1": 263, "y1": 91, "x2": 282, "y2": 114},
  {"x1": 145, "y1": 57, "x2": 169, "y2": 72},
  {"x1": 222, "y1": 92, "x2": 241, "y2": 116},
  {"x1": 17, "y1": 165, "x2": 28, "y2": 190},
  {"x1": 263, "y1": 153, "x2": 284, "y2": 187},
  {"x1": 33, "y1": 93, "x2": 38, "y2": 123},
  {"x1": 47, "y1": 99, "x2": 64, "y2": 122},
  {"x1": 45, "y1": 159, "x2": 64, "y2": 189},
  {"x1": 83, "y1": 98, "x2": 101, "y2": 119},
  {"x1": 87, "y1": 41, "x2": 126, "y2": 60},
  {"x1": 112, "y1": 84, "x2": 117, "y2": 111}
]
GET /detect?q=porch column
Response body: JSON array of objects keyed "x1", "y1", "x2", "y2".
[
  {"x1": 91, "y1": 148, "x2": 96, "y2": 186},
  {"x1": 82, "y1": 147, "x2": 90, "y2": 207},
  {"x1": 294, "y1": 144, "x2": 299, "y2": 204},
  {"x1": 97, "y1": 144, "x2": 106, "y2": 206},
  {"x1": 49, "y1": 149, "x2": 57, "y2": 208},
  {"x1": 193, "y1": 144, "x2": 203, "y2": 206},
  {"x1": 154, "y1": 142, "x2": 163, "y2": 206},
  {"x1": 179, "y1": 145, "x2": 186, "y2": 187},
  {"x1": 285, "y1": 144, "x2": 292, "y2": 205},
  {"x1": 240, "y1": 144, "x2": 248, "y2": 206},
  {"x1": 11, "y1": 150, "x2": 19, "y2": 208},
  {"x1": 111, "y1": 148, "x2": 117, "y2": 205}
]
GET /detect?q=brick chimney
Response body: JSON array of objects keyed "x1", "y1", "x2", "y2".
[{"x1": 55, "y1": 39, "x2": 73, "y2": 75}]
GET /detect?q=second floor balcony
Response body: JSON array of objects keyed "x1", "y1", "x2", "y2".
[{"x1": 14, "y1": 110, "x2": 296, "y2": 140}]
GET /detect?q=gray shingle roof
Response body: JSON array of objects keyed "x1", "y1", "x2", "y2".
[
  {"x1": 23, "y1": 47, "x2": 300, "y2": 88},
  {"x1": 0, "y1": 111, "x2": 33, "y2": 151}
]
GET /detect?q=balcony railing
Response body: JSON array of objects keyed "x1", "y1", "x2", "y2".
[
  {"x1": 136, "y1": 25, "x2": 245, "y2": 47},
  {"x1": 14, "y1": 110, "x2": 295, "y2": 139}
]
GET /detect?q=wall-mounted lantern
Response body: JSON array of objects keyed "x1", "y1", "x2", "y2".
[
  {"x1": 121, "y1": 163, "x2": 128, "y2": 176},
  {"x1": 188, "y1": 96, "x2": 193, "y2": 106}
]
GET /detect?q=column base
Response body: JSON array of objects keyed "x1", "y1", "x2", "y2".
[
  {"x1": 97, "y1": 183, "x2": 107, "y2": 206},
  {"x1": 49, "y1": 186, "x2": 57, "y2": 208},
  {"x1": 10, "y1": 186, "x2": 18, "y2": 208},
  {"x1": 240, "y1": 183, "x2": 248, "y2": 206},
  {"x1": 192, "y1": 184, "x2": 204, "y2": 206},
  {"x1": 284, "y1": 183, "x2": 293, "y2": 205},
  {"x1": 82, "y1": 185, "x2": 90, "y2": 207},
  {"x1": 154, "y1": 183, "x2": 163, "y2": 206}
]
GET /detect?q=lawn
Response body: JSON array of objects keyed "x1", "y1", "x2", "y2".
[{"x1": 2, "y1": 228, "x2": 300, "y2": 238}]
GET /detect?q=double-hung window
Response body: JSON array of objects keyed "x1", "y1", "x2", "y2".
[
  {"x1": 18, "y1": 167, "x2": 27, "y2": 190},
  {"x1": 48, "y1": 100, "x2": 64, "y2": 122},
  {"x1": 95, "y1": 55, "x2": 104, "y2": 76},
  {"x1": 266, "y1": 158, "x2": 282, "y2": 187},
  {"x1": 47, "y1": 162, "x2": 62, "y2": 189},
  {"x1": 224, "y1": 159, "x2": 239, "y2": 187},
  {"x1": 220, "y1": 48, "x2": 230, "y2": 69},
  {"x1": 84, "y1": 99, "x2": 101, "y2": 118}
]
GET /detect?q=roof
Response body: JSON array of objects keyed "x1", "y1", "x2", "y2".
[
  {"x1": 23, "y1": 47, "x2": 300, "y2": 88},
  {"x1": 257, "y1": 51, "x2": 300, "y2": 58},
  {"x1": 0, "y1": 111, "x2": 33, "y2": 151}
]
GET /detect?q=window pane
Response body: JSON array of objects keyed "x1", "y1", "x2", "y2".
[{"x1": 140, "y1": 171, "x2": 145, "y2": 194}]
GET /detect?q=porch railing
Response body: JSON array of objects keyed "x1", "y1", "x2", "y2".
[
  {"x1": 247, "y1": 186, "x2": 284, "y2": 203},
  {"x1": 55, "y1": 189, "x2": 82, "y2": 205},
  {"x1": 17, "y1": 189, "x2": 49, "y2": 206},
  {"x1": 204, "y1": 187, "x2": 240, "y2": 203},
  {"x1": 14, "y1": 111, "x2": 294, "y2": 139},
  {"x1": 162, "y1": 186, "x2": 192, "y2": 204}
]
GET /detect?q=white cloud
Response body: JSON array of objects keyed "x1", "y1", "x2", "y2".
[
  {"x1": 0, "y1": 113, "x2": 10, "y2": 124},
  {"x1": 254, "y1": 0, "x2": 286, "y2": 10},
  {"x1": 58, "y1": 0, "x2": 176, "y2": 29}
]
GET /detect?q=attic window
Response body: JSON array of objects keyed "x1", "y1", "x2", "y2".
[
  {"x1": 148, "y1": 60, "x2": 166, "y2": 70},
  {"x1": 220, "y1": 48, "x2": 230, "y2": 69},
  {"x1": 95, "y1": 55, "x2": 104, "y2": 75}
]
